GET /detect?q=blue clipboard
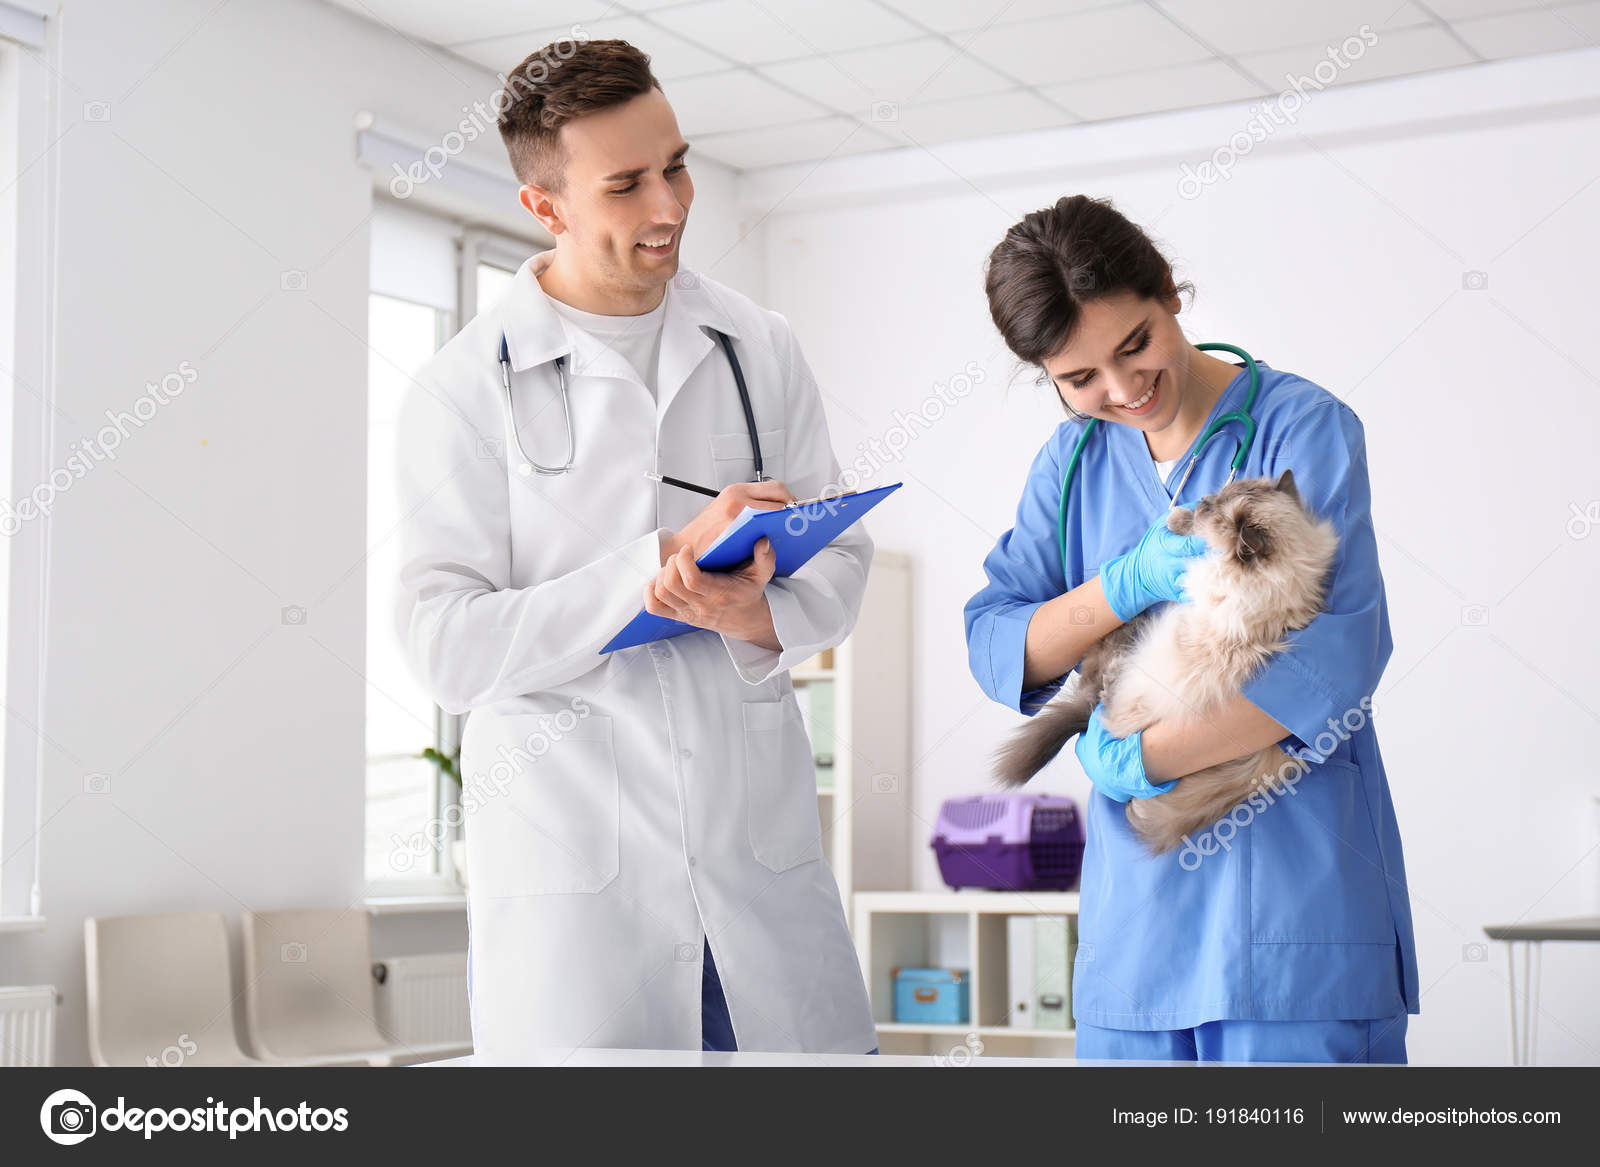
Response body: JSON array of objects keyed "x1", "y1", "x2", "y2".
[{"x1": 600, "y1": 482, "x2": 903, "y2": 654}]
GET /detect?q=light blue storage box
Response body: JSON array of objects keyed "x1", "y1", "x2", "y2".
[{"x1": 892, "y1": 968, "x2": 969, "y2": 1024}]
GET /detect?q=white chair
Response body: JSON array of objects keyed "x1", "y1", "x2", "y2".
[
  {"x1": 241, "y1": 908, "x2": 457, "y2": 1067},
  {"x1": 84, "y1": 912, "x2": 263, "y2": 1067}
]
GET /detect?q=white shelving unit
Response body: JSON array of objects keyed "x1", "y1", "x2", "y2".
[
  {"x1": 793, "y1": 550, "x2": 911, "y2": 914},
  {"x1": 854, "y1": 890, "x2": 1080, "y2": 1057}
]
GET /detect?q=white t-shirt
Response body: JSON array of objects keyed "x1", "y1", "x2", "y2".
[
  {"x1": 547, "y1": 294, "x2": 667, "y2": 401},
  {"x1": 1153, "y1": 453, "x2": 1181, "y2": 494}
]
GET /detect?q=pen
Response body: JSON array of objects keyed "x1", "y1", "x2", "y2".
[{"x1": 644, "y1": 471, "x2": 720, "y2": 499}]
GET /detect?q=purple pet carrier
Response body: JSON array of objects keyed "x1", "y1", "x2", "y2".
[{"x1": 930, "y1": 794, "x2": 1085, "y2": 891}]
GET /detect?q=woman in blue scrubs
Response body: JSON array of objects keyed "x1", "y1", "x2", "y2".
[{"x1": 964, "y1": 195, "x2": 1420, "y2": 1063}]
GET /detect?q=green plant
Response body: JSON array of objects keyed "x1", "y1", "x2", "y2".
[{"x1": 418, "y1": 746, "x2": 461, "y2": 784}]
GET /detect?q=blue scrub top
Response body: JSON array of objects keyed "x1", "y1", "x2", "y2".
[{"x1": 964, "y1": 361, "x2": 1420, "y2": 1031}]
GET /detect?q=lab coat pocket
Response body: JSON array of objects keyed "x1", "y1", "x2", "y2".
[
  {"x1": 460, "y1": 712, "x2": 620, "y2": 897},
  {"x1": 741, "y1": 698, "x2": 823, "y2": 873},
  {"x1": 710, "y1": 428, "x2": 786, "y2": 488},
  {"x1": 1248, "y1": 756, "x2": 1394, "y2": 944}
]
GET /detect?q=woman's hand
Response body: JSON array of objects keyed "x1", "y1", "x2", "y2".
[
  {"x1": 1074, "y1": 703, "x2": 1178, "y2": 803},
  {"x1": 1096, "y1": 513, "x2": 1212, "y2": 622},
  {"x1": 643, "y1": 538, "x2": 782, "y2": 650}
]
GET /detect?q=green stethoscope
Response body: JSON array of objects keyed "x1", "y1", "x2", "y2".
[{"x1": 1056, "y1": 342, "x2": 1261, "y2": 572}]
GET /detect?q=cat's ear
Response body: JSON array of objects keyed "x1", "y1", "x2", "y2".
[
  {"x1": 1166, "y1": 507, "x2": 1195, "y2": 535},
  {"x1": 1236, "y1": 517, "x2": 1271, "y2": 561},
  {"x1": 1274, "y1": 468, "x2": 1300, "y2": 503}
]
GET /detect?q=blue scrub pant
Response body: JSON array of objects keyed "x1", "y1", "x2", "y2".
[
  {"x1": 1075, "y1": 1014, "x2": 1407, "y2": 1063},
  {"x1": 700, "y1": 937, "x2": 877, "y2": 1054}
]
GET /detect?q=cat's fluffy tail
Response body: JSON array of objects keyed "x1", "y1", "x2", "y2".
[{"x1": 992, "y1": 688, "x2": 1094, "y2": 787}]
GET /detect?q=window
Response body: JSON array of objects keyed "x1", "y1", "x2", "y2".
[
  {"x1": 364, "y1": 200, "x2": 532, "y2": 891},
  {"x1": 364, "y1": 291, "x2": 451, "y2": 885}
]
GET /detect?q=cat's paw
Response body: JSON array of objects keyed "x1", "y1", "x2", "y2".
[{"x1": 1166, "y1": 507, "x2": 1195, "y2": 535}]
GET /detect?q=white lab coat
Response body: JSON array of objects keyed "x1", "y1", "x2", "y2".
[{"x1": 394, "y1": 250, "x2": 878, "y2": 1061}]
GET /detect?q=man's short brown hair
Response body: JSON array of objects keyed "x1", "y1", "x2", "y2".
[{"x1": 496, "y1": 38, "x2": 663, "y2": 192}]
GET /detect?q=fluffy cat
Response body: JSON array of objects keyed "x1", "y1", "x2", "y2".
[{"x1": 993, "y1": 470, "x2": 1338, "y2": 854}]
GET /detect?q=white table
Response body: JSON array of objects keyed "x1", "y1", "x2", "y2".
[{"x1": 1483, "y1": 915, "x2": 1600, "y2": 1065}]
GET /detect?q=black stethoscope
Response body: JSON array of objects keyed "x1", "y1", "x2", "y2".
[{"x1": 497, "y1": 328, "x2": 767, "y2": 480}]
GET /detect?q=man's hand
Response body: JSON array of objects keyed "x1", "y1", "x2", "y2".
[
  {"x1": 644, "y1": 537, "x2": 781, "y2": 650},
  {"x1": 660, "y1": 480, "x2": 796, "y2": 563}
]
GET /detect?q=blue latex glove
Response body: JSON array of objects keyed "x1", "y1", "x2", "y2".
[
  {"x1": 1074, "y1": 703, "x2": 1177, "y2": 803},
  {"x1": 1096, "y1": 514, "x2": 1213, "y2": 622}
]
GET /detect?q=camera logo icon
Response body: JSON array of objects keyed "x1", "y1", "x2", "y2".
[
  {"x1": 281, "y1": 941, "x2": 308, "y2": 963},
  {"x1": 40, "y1": 1088, "x2": 97, "y2": 1145}
]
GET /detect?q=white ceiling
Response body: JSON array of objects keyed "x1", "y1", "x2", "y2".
[{"x1": 329, "y1": 0, "x2": 1600, "y2": 169}]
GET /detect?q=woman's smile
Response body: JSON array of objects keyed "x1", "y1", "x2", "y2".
[{"x1": 1112, "y1": 369, "x2": 1163, "y2": 416}]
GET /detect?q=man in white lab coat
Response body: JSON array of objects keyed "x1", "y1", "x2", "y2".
[{"x1": 393, "y1": 37, "x2": 878, "y2": 1061}]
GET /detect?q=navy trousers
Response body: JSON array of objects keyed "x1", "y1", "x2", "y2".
[{"x1": 700, "y1": 936, "x2": 877, "y2": 1054}]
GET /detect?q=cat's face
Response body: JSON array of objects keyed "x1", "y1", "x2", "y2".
[{"x1": 1183, "y1": 470, "x2": 1304, "y2": 567}]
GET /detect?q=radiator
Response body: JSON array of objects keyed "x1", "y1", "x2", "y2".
[
  {"x1": 0, "y1": 986, "x2": 56, "y2": 1067},
  {"x1": 373, "y1": 953, "x2": 470, "y2": 1049}
]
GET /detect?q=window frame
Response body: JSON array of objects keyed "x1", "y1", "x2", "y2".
[
  {"x1": 363, "y1": 205, "x2": 534, "y2": 898},
  {"x1": 0, "y1": 7, "x2": 58, "y2": 926}
]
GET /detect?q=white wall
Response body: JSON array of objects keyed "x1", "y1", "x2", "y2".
[
  {"x1": 753, "y1": 50, "x2": 1600, "y2": 1066},
  {"x1": 0, "y1": 0, "x2": 764, "y2": 1065}
]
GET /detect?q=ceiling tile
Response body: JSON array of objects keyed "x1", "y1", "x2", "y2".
[
  {"x1": 1450, "y1": 2, "x2": 1600, "y2": 59},
  {"x1": 874, "y1": 89, "x2": 1077, "y2": 147},
  {"x1": 963, "y1": 5, "x2": 1214, "y2": 86},
  {"x1": 1153, "y1": 0, "x2": 1435, "y2": 56},
  {"x1": 692, "y1": 116, "x2": 896, "y2": 169},
  {"x1": 758, "y1": 38, "x2": 1015, "y2": 117},
  {"x1": 455, "y1": 18, "x2": 727, "y2": 79},
  {"x1": 662, "y1": 70, "x2": 832, "y2": 135},
  {"x1": 1236, "y1": 25, "x2": 1478, "y2": 90},
  {"x1": 873, "y1": 0, "x2": 1126, "y2": 34},
  {"x1": 326, "y1": 0, "x2": 616, "y2": 47},
  {"x1": 649, "y1": 0, "x2": 921, "y2": 63},
  {"x1": 1040, "y1": 58, "x2": 1265, "y2": 121}
]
